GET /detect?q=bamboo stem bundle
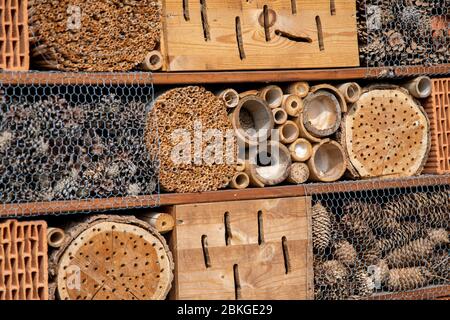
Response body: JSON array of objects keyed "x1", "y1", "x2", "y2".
[{"x1": 30, "y1": 0, "x2": 162, "y2": 71}]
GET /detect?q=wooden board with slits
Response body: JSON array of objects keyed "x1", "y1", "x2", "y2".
[
  {"x1": 161, "y1": 0, "x2": 359, "y2": 71},
  {"x1": 169, "y1": 197, "x2": 313, "y2": 300}
]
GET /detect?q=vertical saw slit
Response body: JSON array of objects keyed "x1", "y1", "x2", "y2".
[
  {"x1": 201, "y1": 235, "x2": 211, "y2": 268},
  {"x1": 291, "y1": 0, "x2": 297, "y2": 15},
  {"x1": 282, "y1": 236, "x2": 291, "y2": 274},
  {"x1": 330, "y1": 0, "x2": 336, "y2": 15},
  {"x1": 235, "y1": 16, "x2": 246, "y2": 60},
  {"x1": 263, "y1": 5, "x2": 271, "y2": 41},
  {"x1": 316, "y1": 16, "x2": 324, "y2": 51},
  {"x1": 233, "y1": 264, "x2": 241, "y2": 300},
  {"x1": 183, "y1": 0, "x2": 190, "y2": 21},
  {"x1": 258, "y1": 210, "x2": 264, "y2": 245},
  {"x1": 224, "y1": 212, "x2": 232, "y2": 245},
  {"x1": 200, "y1": 0, "x2": 210, "y2": 41}
]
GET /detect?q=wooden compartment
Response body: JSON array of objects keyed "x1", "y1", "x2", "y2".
[
  {"x1": 169, "y1": 197, "x2": 313, "y2": 300},
  {"x1": 0, "y1": 0, "x2": 29, "y2": 70},
  {"x1": 423, "y1": 78, "x2": 450, "y2": 175},
  {"x1": 161, "y1": 0, "x2": 359, "y2": 71}
]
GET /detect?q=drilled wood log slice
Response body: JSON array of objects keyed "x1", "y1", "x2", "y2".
[
  {"x1": 30, "y1": 0, "x2": 162, "y2": 71},
  {"x1": 342, "y1": 87, "x2": 431, "y2": 179},
  {"x1": 49, "y1": 215, "x2": 173, "y2": 300}
]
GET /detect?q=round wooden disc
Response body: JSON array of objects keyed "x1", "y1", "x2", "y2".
[
  {"x1": 57, "y1": 221, "x2": 172, "y2": 300},
  {"x1": 343, "y1": 89, "x2": 430, "y2": 178}
]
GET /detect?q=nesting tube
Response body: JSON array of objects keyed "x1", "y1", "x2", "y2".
[
  {"x1": 303, "y1": 90, "x2": 342, "y2": 137},
  {"x1": 287, "y1": 162, "x2": 310, "y2": 184},
  {"x1": 289, "y1": 138, "x2": 313, "y2": 162},
  {"x1": 282, "y1": 94, "x2": 303, "y2": 117},
  {"x1": 295, "y1": 114, "x2": 322, "y2": 143},
  {"x1": 236, "y1": 158, "x2": 246, "y2": 172},
  {"x1": 307, "y1": 139, "x2": 346, "y2": 182},
  {"x1": 272, "y1": 108, "x2": 288, "y2": 125},
  {"x1": 139, "y1": 212, "x2": 175, "y2": 234},
  {"x1": 217, "y1": 89, "x2": 240, "y2": 109},
  {"x1": 229, "y1": 172, "x2": 250, "y2": 189},
  {"x1": 245, "y1": 141, "x2": 292, "y2": 187},
  {"x1": 140, "y1": 50, "x2": 164, "y2": 71},
  {"x1": 286, "y1": 82, "x2": 310, "y2": 98},
  {"x1": 259, "y1": 85, "x2": 283, "y2": 109},
  {"x1": 277, "y1": 120, "x2": 300, "y2": 144},
  {"x1": 337, "y1": 82, "x2": 362, "y2": 104},
  {"x1": 47, "y1": 227, "x2": 66, "y2": 249},
  {"x1": 231, "y1": 95, "x2": 274, "y2": 146},
  {"x1": 402, "y1": 76, "x2": 432, "y2": 99}
]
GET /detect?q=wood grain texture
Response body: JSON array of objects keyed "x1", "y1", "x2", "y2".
[
  {"x1": 1, "y1": 66, "x2": 449, "y2": 85},
  {"x1": 1, "y1": 175, "x2": 450, "y2": 217},
  {"x1": 170, "y1": 197, "x2": 313, "y2": 300},
  {"x1": 162, "y1": 0, "x2": 359, "y2": 70},
  {"x1": 368, "y1": 284, "x2": 450, "y2": 300},
  {"x1": 343, "y1": 88, "x2": 430, "y2": 179}
]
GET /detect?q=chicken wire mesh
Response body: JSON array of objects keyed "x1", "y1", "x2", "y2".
[
  {"x1": 306, "y1": 177, "x2": 449, "y2": 300},
  {"x1": 357, "y1": 0, "x2": 449, "y2": 77},
  {"x1": 0, "y1": 72, "x2": 160, "y2": 217}
]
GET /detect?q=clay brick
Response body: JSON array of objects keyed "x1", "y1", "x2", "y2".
[
  {"x1": 424, "y1": 78, "x2": 450, "y2": 175},
  {"x1": 0, "y1": 0, "x2": 29, "y2": 70},
  {"x1": 0, "y1": 219, "x2": 48, "y2": 300}
]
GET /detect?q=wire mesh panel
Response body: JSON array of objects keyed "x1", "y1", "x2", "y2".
[
  {"x1": 0, "y1": 72, "x2": 159, "y2": 217},
  {"x1": 306, "y1": 177, "x2": 449, "y2": 300},
  {"x1": 357, "y1": 0, "x2": 449, "y2": 77}
]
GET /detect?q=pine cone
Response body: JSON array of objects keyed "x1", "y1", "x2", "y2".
[
  {"x1": 385, "y1": 228, "x2": 449, "y2": 268},
  {"x1": 312, "y1": 203, "x2": 332, "y2": 251},
  {"x1": 350, "y1": 269, "x2": 375, "y2": 298},
  {"x1": 314, "y1": 260, "x2": 350, "y2": 300},
  {"x1": 334, "y1": 240, "x2": 357, "y2": 266},
  {"x1": 387, "y1": 267, "x2": 432, "y2": 291},
  {"x1": 376, "y1": 222, "x2": 423, "y2": 254}
]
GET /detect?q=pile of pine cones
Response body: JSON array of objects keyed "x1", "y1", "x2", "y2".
[
  {"x1": 30, "y1": 0, "x2": 162, "y2": 71},
  {"x1": 0, "y1": 93, "x2": 157, "y2": 203},
  {"x1": 312, "y1": 190, "x2": 449, "y2": 300},
  {"x1": 357, "y1": 0, "x2": 449, "y2": 67}
]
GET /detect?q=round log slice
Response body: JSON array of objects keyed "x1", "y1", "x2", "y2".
[
  {"x1": 341, "y1": 88, "x2": 430, "y2": 179},
  {"x1": 50, "y1": 215, "x2": 173, "y2": 300}
]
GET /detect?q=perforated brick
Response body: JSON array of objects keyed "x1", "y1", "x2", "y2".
[
  {"x1": 0, "y1": 0, "x2": 29, "y2": 70},
  {"x1": 424, "y1": 78, "x2": 450, "y2": 175},
  {"x1": 0, "y1": 220, "x2": 48, "y2": 300}
]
